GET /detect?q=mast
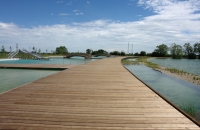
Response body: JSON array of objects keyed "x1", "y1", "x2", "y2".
[
  {"x1": 132, "y1": 44, "x2": 133, "y2": 54},
  {"x1": 16, "y1": 43, "x2": 18, "y2": 51},
  {"x1": 128, "y1": 42, "x2": 129, "y2": 54}
]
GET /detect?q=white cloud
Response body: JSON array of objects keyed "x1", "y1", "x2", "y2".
[
  {"x1": 66, "y1": 1, "x2": 72, "y2": 6},
  {"x1": 87, "y1": 1, "x2": 90, "y2": 4},
  {"x1": 75, "y1": 12, "x2": 84, "y2": 15},
  {"x1": 0, "y1": 0, "x2": 200, "y2": 53},
  {"x1": 56, "y1": 1, "x2": 63, "y2": 4},
  {"x1": 73, "y1": 10, "x2": 79, "y2": 12},
  {"x1": 59, "y1": 13, "x2": 71, "y2": 16}
]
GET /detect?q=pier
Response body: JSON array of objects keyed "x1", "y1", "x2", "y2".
[{"x1": 0, "y1": 57, "x2": 199, "y2": 129}]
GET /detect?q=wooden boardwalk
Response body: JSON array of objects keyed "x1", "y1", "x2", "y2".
[{"x1": 0, "y1": 57, "x2": 199, "y2": 129}]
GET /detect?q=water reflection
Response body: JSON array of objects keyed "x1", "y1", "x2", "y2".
[{"x1": 125, "y1": 64, "x2": 200, "y2": 120}]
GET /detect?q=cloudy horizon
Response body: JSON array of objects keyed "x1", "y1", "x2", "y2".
[{"x1": 0, "y1": 0, "x2": 199, "y2": 53}]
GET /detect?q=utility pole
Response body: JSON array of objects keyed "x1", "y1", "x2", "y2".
[
  {"x1": 132, "y1": 44, "x2": 133, "y2": 54},
  {"x1": 128, "y1": 43, "x2": 129, "y2": 54},
  {"x1": 16, "y1": 43, "x2": 18, "y2": 51}
]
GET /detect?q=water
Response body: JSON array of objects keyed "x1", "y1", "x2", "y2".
[
  {"x1": 125, "y1": 65, "x2": 200, "y2": 119},
  {"x1": 127, "y1": 59, "x2": 136, "y2": 61},
  {"x1": 0, "y1": 68, "x2": 60, "y2": 93},
  {"x1": 0, "y1": 57, "x2": 98, "y2": 65},
  {"x1": 149, "y1": 58, "x2": 200, "y2": 76}
]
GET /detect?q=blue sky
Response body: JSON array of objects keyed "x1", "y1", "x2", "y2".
[{"x1": 0, "y1": 0, "x2": 200, "y2": 53}]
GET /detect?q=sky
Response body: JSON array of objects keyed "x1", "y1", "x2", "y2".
[{"x1": 0, "y1": 0, "x2": 200, "y2": 53}]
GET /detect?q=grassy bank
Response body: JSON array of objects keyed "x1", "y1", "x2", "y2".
[
  {"x1": 0, "y1": 53, "x2": 8, "y2": 58},
  {"x1": 122, "y1": 57, "x2": 160, "y2": 69},
  {"x1": 122, "y1": 56, "x2": 200, "y2": 85}
]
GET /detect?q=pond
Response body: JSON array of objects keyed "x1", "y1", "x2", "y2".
[
  {"x1": 0, "y1": 57, "x2": 103, "y2": 94},
  {"x1": 0, "y1": 57, "x2": 97, "y2": 65},
  {"x1": 149, "y1": 58, "x2": 200, "y2": 76},
  {"x1": 125, "y1": 64, "x2": 200, "y2": 120},
  {"x1": 0, "y1": 68, "x2": 60, "y2": 94}
]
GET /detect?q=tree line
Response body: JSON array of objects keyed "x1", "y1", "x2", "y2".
[
  {"x1": 1, "y1": 42, "x2": 200, "y2": 58},
  {"x1": 152, "y1": 42, "x2": 200, "y2": 59}
]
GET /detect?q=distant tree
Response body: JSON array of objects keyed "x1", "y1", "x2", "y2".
[
  {"x1": 38, "y1": 49, "x2": 41, "y2": 54},
  {"x1": 32, "y1": 46, "x2": 35, "y2": 53},
  {"x1": 120, "y1": 51, "x2": 126, "y2": 56},
  {"x1": 86, "y1": 49, "x2": 91, "y2": 54},
  {"x1": 134, "y1": 52, "x2": 139, "y2": 56},
  {"x1": 10, "y1": 46, "x2": 12, "y2": 53},
  {"x1": 153, "y1": 44, "x2": 169, "y2": 57},
  {"x1": 194, "y1": 42, "x2": 200, "y2": 59},
  {"x1": 140, "y1": 51, "x2": 146, "y2": 56},
  {"x1": 183, "y1": 43, "x2": 196, "y2": 59},
  {"x1": 110, "y1": 51, "x2": 120, "y2": 55},
  {"x1": 146, "y1": 53, "x2": 152, "y2": 56},
  {"x1": 56, "y1": 46, "x2": 68, "y2": 54},
  {"x1": 92, "y1": 49, "x2": 108, "y2": 55},
  {"x1": 98, "y1": 49, "x2": 106, "y2": 54},
  {"x1": 170, "y1": 43, "x2": 183, "y2": 59},
  {"x1": 1, "y1": 45, "x2": 5, "y2": 54},
  {"x1": 151, "y1": 51, "x2": 159, "y2": 57}
]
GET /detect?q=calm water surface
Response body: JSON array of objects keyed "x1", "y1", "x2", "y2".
[
  {"x1": 0, "y1": 57, "x2": 102, "y2": 94},
  {"x1": 149, "y1": 58, "x2": 200, "y2": 76},
  {"x1": 0, "y1": 69, "x2": 60, "y2": 93},
  {"x1": 0, "y1": 57, "x2": 97, "y2": 65},
  {"x1": 125, "y1": 65, "x2": 200, "y2": 119}
]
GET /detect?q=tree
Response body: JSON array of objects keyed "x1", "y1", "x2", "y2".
[
  {"x1": 153, "y1": 44, "x2": 169, "y2": 57},
  {"x1": 110, "y1": 51, "x2": 120, "y2": 55},
  {"x1": 92, "y1": 49, "x2": 108, "y2": 55},
  {"x1": 32, "y1": 46, "x2": 35, "y2": 53},
  {"x1": 183, "y1": 43, "x2": 196, "y2": 59},
  {"x1": 194, "y1": 42, "x2": 200, "y2": 59},
  {"x1": 38, "y1": 49, "x2": 41, "y2": 54},
  {"x1": 120, "y1": 51, "x2": 126, "y2": 56},
  {"x1": 86, "y1": 49, "x2": 91, "y2": 54},
  {"x1": 170, "y1": 43, "x2": 183, "y2": 59},
  {"x1": 1, "y1": 45, "x2": 5, "y2": 54},
  {"x1": 10, "y1": 46, "x2": 12, "y2": 53},
  {"x1": 134, "y1": 52, "x2": 139, "y2": 56},
  {"x1": 56, "y1": 46, "x2": 68, "y2": 54},
  {"x1": 140, "y1": 51, "x2": 146, "y2": 56}
]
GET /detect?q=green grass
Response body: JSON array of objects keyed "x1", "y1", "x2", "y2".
[
  {"x1": 122, "y1": 57, "x2": 160, "y2": 69},
  {"x1": 0, "y1": 53, "x2": 8, "y2": 58},
  {"x1": 165, "y1": 68, "x2": 187, "y2": 74}
]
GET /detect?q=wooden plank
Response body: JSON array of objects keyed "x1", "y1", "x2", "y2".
[{"x1": 0, "y1": 57, "x2": 199, "y2": 129}]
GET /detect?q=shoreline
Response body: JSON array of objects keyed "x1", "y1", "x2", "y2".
[{"x1": 156, "y1": 66, "x2": 200, "y2": 86}]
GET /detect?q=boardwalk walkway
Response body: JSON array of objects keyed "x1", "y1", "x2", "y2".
[{"x1": 0, "y1": 57, "x2": 199, "y2": 129}]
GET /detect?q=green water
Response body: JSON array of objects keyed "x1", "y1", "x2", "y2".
[
  {"x1": 125, "y1": 65, "x2": 200, "y2": 120},
  {"x1": 0, "y1": 69, "x2": 60, "y2": 93},
  {"x1": 149, "y1": 58, "x2": 200, "y2": 76}
]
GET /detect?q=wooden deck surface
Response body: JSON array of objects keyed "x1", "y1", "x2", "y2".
[
  {"x1": 0, "y1": 57, "x2": 199, "y2": 129},
  {"x1": 0, "y1": 64, "x2": 76, "y2": 69}
]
